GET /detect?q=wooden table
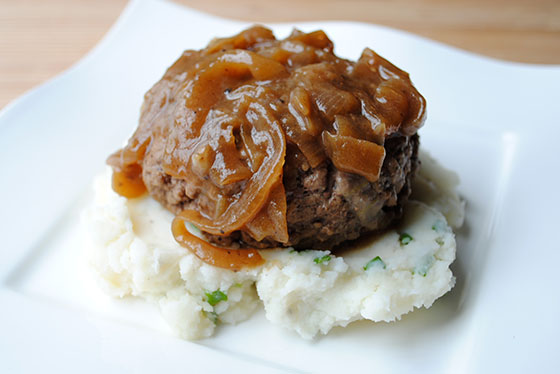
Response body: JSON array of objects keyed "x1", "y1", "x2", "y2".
[{"x1": 1, "y1": 0, "x2": 559, "y2": 109}]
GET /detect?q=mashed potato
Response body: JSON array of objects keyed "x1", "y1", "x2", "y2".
[{"x1": 83, "y1": 152, "x2": 464, "y2": 340}]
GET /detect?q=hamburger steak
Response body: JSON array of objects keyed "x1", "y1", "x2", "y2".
[
  {"x1": 108, "y1": 26, "x2": 426, "y2": 254},
  {"x1": 143, "y1": 133, "x2": 419, "y2": 249}
]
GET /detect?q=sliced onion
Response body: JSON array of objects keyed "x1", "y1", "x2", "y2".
[
  {"x1": 163, "y1": 50, "x2": 286, "y2": 179},
  {"x1": 285, "y1": 89, "x2": 326, "y2": 168},
  {"x1": 322, "y1": 131, "x2": 386, "y2": 182},
  {"x1": 172, "y1": 217, "x2": 264, "y2": 271},
  {"x1": 177, "y1": 101, "x2": 286, "y2": 235},
  {"x1": 313, "y1": 83, "x2": 360, "y2": 123},
  {"x1": 205, "y1": 26, "x2": 276, "y2": 55},
  {"x1": 243, "y1": 179, "x2": 289, "y2": 243},
  {"x1": 109, "y1": 162, "x2": 146, "y2": 198},
  {"x1": 289, "y1": 30, "x2": 333, "y2": 51}
]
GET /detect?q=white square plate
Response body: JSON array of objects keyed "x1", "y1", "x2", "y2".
[{"x1": 1, "y1": 0, "x2": 559, "y2": 372}]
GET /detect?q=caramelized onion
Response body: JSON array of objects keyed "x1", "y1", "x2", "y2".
[
  {"x1": 289, "y1": 30, "x2": 333, "y2": 51},
  {"x1": 205, "y1": 26, "x2": 276, "y2": 55},
  {"x1": 176, "y1": 101, "x2": 286, "y2": 235},
  {"x1": 322, "y1": 131, "x2": 386, "y2": 182},
  {"x1": 243, "y1": 179, "x2": 289, "y2": 243},
  {"x1": 172, "y1": 217, "x2": 264, "y2": 270},
  {"x1": 107, "y1": 151, "x2": 147, "y2": 198},
  {"x1": 109, "y1": 162, "x2": 147, "y2": 198},
  {"x1": 313, "y1": 83, "x2": 360, "y2": 123}
]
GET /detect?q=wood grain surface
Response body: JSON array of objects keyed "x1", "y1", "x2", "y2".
[{"x1": 1, "y1": 0, "x2": 559, "y2": 109}]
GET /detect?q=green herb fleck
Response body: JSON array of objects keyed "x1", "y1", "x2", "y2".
[
  {"x1": 399, "y1": 233, "x2": 413, "y2": 245},
  {"x1": 205, "y1": 290, "x2": 228, "y2": 306},
  {"x1": 289, "y1": 249, "x2": 297, "y2": 254},
  {"x1": 233, "y1": 283, "x2": 242, "y2": 288},
  {"x1": 204, "y1": 310, "x2": 218, "y2": 324},
  {"x1": 431, "y1": 220, "x2": 446, "y2": 232},
  {"x1": 188, "y1": 223, "x2": 201, "y2": 234},
  {"x1": 363, "y1": 256, "x2": 386, "y2": 271},
  {"x1": 314, "y1": 255, "x2": 331, "y2": 264},
  {"x1": 414, "y1": 255, "x2": 435, "y2": 277}
]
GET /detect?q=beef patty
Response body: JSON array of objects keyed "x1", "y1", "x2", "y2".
[
  {"x1": 143, "y1": 132, "x2": 419, "y2": 250},
  {"x1": 109, "y1": 26, "x2": 427, "y2": 252}
]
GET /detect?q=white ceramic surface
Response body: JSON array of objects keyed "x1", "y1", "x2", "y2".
[{"x1": 1, "y1": 0, "x2": 559, "y2": 372}]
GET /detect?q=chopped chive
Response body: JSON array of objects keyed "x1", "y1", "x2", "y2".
[
  {"x1": 399, "y1": 233, "x2": 413, "y2": 245},
  {"x1": 314, "y1": 255, "x2": 331, "y2": 264},
  {"x1": 233, "y1": 283, "x2": 242, "y2": 288},
  {"x1": 204, "y1": 310, "x2": 218, "y2": 324},
  {"x1": 205, "y1": 290, "x2": 228, "y2": 306},
  {"x1": 188, "y1": 223, "x2": 201, "y2": 234},
  {"x1": 414, "y1": 255, "x2": 435, "y2": 277},
  {"x1": 364, "y1": 256, "x2": 386, "y2": 271},
  {"x1": 431, "y1": 220, "x2": 446, "y2": 232}
]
